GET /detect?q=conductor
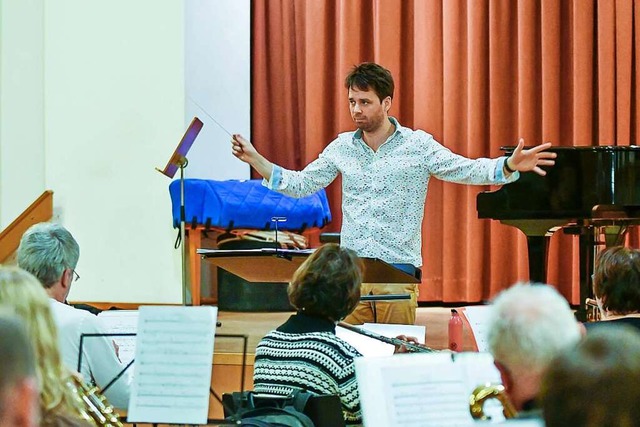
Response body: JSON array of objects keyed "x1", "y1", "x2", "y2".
[{"x1": 232, "y1": 62, "x2": 555, "y2": 325}]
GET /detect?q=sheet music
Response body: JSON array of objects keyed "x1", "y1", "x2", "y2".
[
  {"x1": 460, "y1": 305, "x2": 492, "y2": 352},
  {"x1": 336, "y1": 323, "x2": 426, "y2": 356},
  {"x1": 126, "y1": 306, "x2": 218, "y2": 424},
  {"x1": 356, "y1": 352, "x2": 503, "y2": 427},
  {"x1": 96, "y1": 310, "x2": 139, "y2": 365}
]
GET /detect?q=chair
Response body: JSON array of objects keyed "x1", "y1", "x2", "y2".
[{"x1": 222, "y1": 391, "x2": 345, "y2": 427}]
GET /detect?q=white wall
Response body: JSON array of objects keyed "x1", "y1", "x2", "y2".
[
  {"x1": 0, "y1": 0, "x2": 45, "y2": 229},
  {"x1": 44, "y1": 0, "x2": 185, "y2": 303},
  {"x1": 0, "y1": 0, "x2": 251, "y2": 303},
  {"x1": 185, "y1": 0, "x2": 250, "y2": 179}
]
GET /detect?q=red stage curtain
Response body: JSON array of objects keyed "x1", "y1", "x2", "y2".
[{"x1": 251, "y1": 0, "x2": 640, "y2": 304}]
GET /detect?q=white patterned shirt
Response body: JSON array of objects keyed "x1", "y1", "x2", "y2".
[{"x1": 265, "y1": 117, "x2": 518, "y2": 267}]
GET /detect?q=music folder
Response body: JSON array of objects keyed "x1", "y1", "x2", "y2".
[
  {"x1": 155, "y1": 117, "x2": 204, "y2": 178},
  {"x1": 126, "y1": 306, "x2": 218, "y2": 425},
  {"x1": 355, "y1": 352, "x2": 505, "y2": 426},
  {"x1": 198, "y1": 248, "x2": 420, "y2": 284}
]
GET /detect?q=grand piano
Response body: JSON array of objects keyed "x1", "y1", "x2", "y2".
[{"x1": 477, "y1": 146, "x2": 640, "y2": 318}]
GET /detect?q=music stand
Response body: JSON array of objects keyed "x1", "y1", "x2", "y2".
[
  {"x1": 77, "y1": 332, "x2": 136, "y2": 393},
  {"x1": 156, "y1": 117, "x2": 204, "y2": 305},
  {"x1": 198, "y1": 249, "x2": 420, "y2": 284}
]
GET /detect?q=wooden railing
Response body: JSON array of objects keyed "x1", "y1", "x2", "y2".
[{"x1": 0, "y1": 190, "x2": 53, "y2": 263}]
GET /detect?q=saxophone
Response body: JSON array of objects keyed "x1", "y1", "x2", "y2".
[
  {"x1": 66, "y1": 374, "x2": 124, "y2": 427},
  {"x1": 469, "y1": 383, "x2": 517, "y2": 421}
]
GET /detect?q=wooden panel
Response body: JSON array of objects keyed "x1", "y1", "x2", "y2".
[{"x1": 0, "y1": 190, "x2": 53, "y2": 263}]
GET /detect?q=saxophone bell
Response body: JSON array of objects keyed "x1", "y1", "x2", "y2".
[{"x1": 469, "y1": 383, "x2": 517, "y2": 421}]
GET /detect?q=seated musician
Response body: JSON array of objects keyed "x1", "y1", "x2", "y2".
[
  {"x1": 253, "y1": 243, "x2": 416, "y2": 425},
  {"x1": 17, "y1": 222, "x2": 131, "y2": 409},
  {"x1": 586, "y1": 246, "x2": 640, "y2": 332},
  {"x1": 540, "y1": 326, "x2": 640, "y2": 427},
  {"x1": 253, "y1": 243, "x2": 364, "y2": 424},
  {"x1": 486, "y1": 283, "x2": 582, "y2": 418},
  {"x1": 0, "y1": 311, "x2": 39, "y2": 427},
  {"x1": 0, "y1": 266, "x2": 95, "y2": 426}
]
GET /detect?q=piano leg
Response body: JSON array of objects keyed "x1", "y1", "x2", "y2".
[
  {"x1": 525, "y1": 235, "x2": 550, "y2": 284},
  {"x1": 576, "y1": 225, "x2": 597, "y2": 322}
]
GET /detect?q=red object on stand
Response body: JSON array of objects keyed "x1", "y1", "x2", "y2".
[{"x1": 448, "y1": 309, "x2": 463, "y2": 352}]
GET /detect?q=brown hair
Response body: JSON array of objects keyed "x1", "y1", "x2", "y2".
[
  {"x1": 344, "y1": 62, "x2": 394, "y2": 101},
  {"x1": 288, "y1": 244, "x2": 363, "y2": 321},
  {"x1": 540, "y1": 326, "x2": 640, "y2": 427},
  {"x1": 592, "y1": 246, "x2": 640, "y2": 314}
]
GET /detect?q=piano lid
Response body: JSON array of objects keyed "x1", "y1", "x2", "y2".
[{"x1": 477, "y1": 146, "x2": 640, "y2": 221}]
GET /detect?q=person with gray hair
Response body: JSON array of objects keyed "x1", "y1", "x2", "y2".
[
  {"x1": 486, "y1": 282, "x2": 582, "y2": 418},
  {"x1": 17, "y1": 222, "x2": 131, "y2": 409},
  {"x1": 0, "y1": 312, "x2": 39, "y2": 427}
]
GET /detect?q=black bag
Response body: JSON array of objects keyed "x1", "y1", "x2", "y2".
[{"x1": 223, "y1": 389, "x2": 316, "y2": 427}]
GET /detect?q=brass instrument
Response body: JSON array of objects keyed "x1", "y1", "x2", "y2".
[
  {"x1": 337, "y1": 321, "x2": 436, "y2": 353},
  {"x1": 469, "y1": 383, "x2": 517, "y2": 421},
  {"x1": 66, "y1": 374, "x2": 124, "y2": 427}
]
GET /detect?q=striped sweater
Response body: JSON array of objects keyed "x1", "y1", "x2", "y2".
[{"x1": 253, "y1": 313, "x2": 363, "y2": 424}]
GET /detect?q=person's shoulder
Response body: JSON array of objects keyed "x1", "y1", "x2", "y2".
[
  {"x1": 319, "y1": 131, "x2": 357, "y2": 157},
  {"x1": 335, "y1": 130, "x2": 358, "y2": 144},
  {"x1": 323, "y1": 333, "x2": 363, "y2": 357},
  {"x1": 587, "y1": 318, "x2": 640, "y2": 332},
  {"x1": 56, "y1": 303, "x2": 107, "y2": 333},
  {"x1": 402, "y1": 127, "x2": 434, "y2": 142},
  {"x1": 50, "y1": 300, "x2": 93, "y2": 319}
]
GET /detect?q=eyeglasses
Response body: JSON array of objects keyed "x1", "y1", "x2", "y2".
[{"x1": 71, "y1": 269, "x2": 80, "y2": 282}]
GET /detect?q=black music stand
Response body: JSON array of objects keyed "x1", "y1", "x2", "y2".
[
  {"x1": 200, "y1": 249, "x2": 418, "y2": 323},
  {"x1": 77, "y1": 332, "x2": 136, "y2": 394},
  {"x1": 156, "y1": 117, "x2": 205, "y2": 305}
]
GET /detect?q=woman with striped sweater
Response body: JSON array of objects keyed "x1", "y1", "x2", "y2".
[{"x1": 253, "y1": 243, "x2": 364, "y2": 424}]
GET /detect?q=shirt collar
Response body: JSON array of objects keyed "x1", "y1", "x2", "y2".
[
  {"x1": 277, "y1": 312, "x2": 336, "y2": 334},
  {"x1": 353, "y1": 116, "x2": 402, "y2": 141}
]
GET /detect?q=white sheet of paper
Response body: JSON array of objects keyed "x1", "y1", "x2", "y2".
[
  {"x1": 126, "y1": 306, "x2": 217, "y2": 424},
  {"x1": 96, "y1": 310, "x2": 139, "y2": 366},
  {"x1": 460, "y1": 305, "x2": 492, "y2": 352},
  {"x1": 355, "y1": 352, "x2": 503, "y2": 427},
  {"x1": 336, "y1": 323, "x2": 425, "y2": 357}
]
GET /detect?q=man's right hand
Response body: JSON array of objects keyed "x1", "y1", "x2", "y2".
[
  {"x1": 231, "y1": 134, "x2": 274, "y2": 180},
  {"x1": 231, "y1": 134, "x2": 257, "y2": 163}
]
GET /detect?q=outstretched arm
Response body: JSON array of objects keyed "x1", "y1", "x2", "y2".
[
  {"x1": 231, "y1": 134, "x2": 274, "y2": 181},
  {"x1": 505, "y1": 138, "x2": 556, "y2": 176}
]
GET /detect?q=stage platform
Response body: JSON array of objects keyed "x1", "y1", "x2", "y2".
[{"x1": 79, "y1": 304, "x2": 478, "y2": 425}]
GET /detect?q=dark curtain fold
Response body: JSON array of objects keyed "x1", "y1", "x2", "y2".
[{"x1": 251, "y1": 0, "x2": 640, "y2": 304}]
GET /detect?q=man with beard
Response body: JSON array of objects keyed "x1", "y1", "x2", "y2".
[{"x1": 231, "y1": 62, "x2": 555, "y2": 325}]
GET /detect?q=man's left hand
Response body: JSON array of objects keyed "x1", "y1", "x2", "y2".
[{"x1": 507, "y1": 138, "x2": 556, "y2": 176}]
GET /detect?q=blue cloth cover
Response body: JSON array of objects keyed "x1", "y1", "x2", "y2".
[{"x1": 169, "y1": 179, "x2": 331, "y2": 231}]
